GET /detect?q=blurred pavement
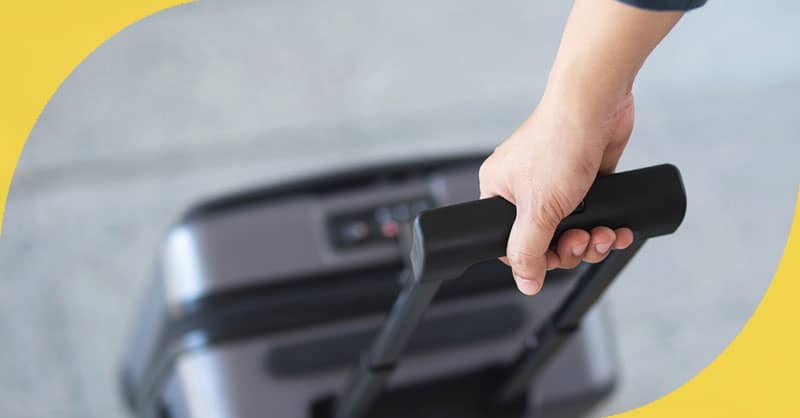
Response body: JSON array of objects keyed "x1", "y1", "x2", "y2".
[{"x1": 1, "y1": 1, "x2": 799, "y2": 417}]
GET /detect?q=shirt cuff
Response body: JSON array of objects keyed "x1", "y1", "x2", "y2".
[{"x1": 618, "y1": 0, "x2": 707, "y2": 11}]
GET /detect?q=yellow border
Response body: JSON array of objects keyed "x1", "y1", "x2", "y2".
[
  {"x1": 0, "y1": 2, "x2": 797, "y2": 416},
  {"x1": 0, "y1": 1, "x2": 190, "y2": 235},
  {"x1": 612, "y1": 190, "x2": 800, "y2": 417}
]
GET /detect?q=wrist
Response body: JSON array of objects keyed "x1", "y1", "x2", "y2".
[
  {"x1": 535, "y1": 68, "x2": 636, "y2": 150},
  {"x1": 543, "y1": 64, "x2": 635, "y2": 125},
  {"x1": 540, "y1": 65, "x2": 635, "y2": 136}
]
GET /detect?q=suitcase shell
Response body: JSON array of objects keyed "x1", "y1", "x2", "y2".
[{"x1": 119, "y1": 155, "x2": 617, "y2": 418}]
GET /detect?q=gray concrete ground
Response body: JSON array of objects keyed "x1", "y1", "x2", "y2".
[{"x1": 1, "y1": 1, "x2": 798, "y2": 417}]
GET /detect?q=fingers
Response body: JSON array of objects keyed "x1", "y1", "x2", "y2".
[
  {"x1": 508, "y1": 222, "x2": 636, "y2": 294},
  {"x1": 554, "y1": 227, "x2": 634, "y2": 268},
  {"x1": 545, "y1": 250, "x2": 561, "y2": 271},
  {"x1": 581, "y1": 226, "x2": 616, "y2": 263},
  {"x1": 506, "y1": 225, "x2": 636, "y2": 295},
  {"x1": 555, "y1": 229, "x2": 591, "y2": 269},
  {"x1": 613, "y1": 227, "x2": 634, "y2": 250}
]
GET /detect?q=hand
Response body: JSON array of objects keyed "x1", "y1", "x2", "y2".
[
  {"x1": 479, "y1": 91, "x2": 636, "y2": 295},
  {"x1": 477, "y1": 0, "x2": 682, "y2": 295}
]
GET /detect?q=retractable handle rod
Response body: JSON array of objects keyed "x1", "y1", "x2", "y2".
[{"x1": 335, "y1": 164, "x2": 687, "y2": 418}]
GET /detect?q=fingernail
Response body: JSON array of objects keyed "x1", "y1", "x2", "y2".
[
  {"x1": 613, "y1": 241, "x2": 631, "y2": 250},
  {"x1": 572, "y1": 242, "x2": 588, "y2": 257},
  {"x1": 514, "y1": 275, "x2": 541, "y2": 295},
  {"x1": 595, "y1": 242, "x2": 612, "y2": 254}
]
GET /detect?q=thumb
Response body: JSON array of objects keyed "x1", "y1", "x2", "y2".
[{"x1": 506, "y1": 199, "x2": 562, "y2": 295}]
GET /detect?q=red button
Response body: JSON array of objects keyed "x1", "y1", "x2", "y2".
[{"x1": 380, "y1": 220, "x2": 400, "y2": 238}]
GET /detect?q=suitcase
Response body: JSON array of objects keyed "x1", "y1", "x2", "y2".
[{"x1": 119, "y1": 154, "x2": 686, "y2": 418}]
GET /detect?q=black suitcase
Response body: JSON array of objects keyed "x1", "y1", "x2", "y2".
[{"x1": 119, "y1": 154, "x2": 686, "y2": 418}]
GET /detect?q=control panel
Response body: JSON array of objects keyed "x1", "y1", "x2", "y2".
[{"x1": 327, "y1": 197, "x2": 434, "y2": 249}]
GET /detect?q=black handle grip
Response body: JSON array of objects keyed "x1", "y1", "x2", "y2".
[{"x1": 410, "y1": 164, "x2": 687, "y2": 282}]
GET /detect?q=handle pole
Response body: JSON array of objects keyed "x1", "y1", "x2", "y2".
[
  {"x1": 334, "y1": 279, "x2": 441, "y2": 418},
  {"x1": 493, "y1": 239, "x2": 645, "y2": 403}
]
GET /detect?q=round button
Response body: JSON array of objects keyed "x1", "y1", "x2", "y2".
[
  {"x1": 340, "y1": 221, "x2": 370, "y2": 243},
  {"x1": 380, "y1": 220, "x2": 400, "y2": 238}
]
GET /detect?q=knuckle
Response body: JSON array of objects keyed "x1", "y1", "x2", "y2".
[
  {"x1": 478, "y1": 161, "x2": 490, "y2": 181},
  {"x1": 531, "y1": 189, "x2": 572, "y2": 229},
  {"x1": 477, "y1": 162, "x2": 491, "y2": 193},
  {"x1": 507, "y1": 248, "x2": 540, "y2": 275},
  {"x1": 506, "y1": 248, "x2": 531, "y2": 265}
]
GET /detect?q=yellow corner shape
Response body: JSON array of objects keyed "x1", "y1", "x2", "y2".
[
  {"x1": 0, "y1": 1, "x2": 190, "y2": 236},
  {"x1": 613, "y1": 189, "x2": 800, "y2": 417}
]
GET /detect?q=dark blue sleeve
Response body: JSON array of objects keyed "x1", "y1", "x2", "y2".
[{"x1": 618, "y1": 0, "x2": 706, "y2": 11}]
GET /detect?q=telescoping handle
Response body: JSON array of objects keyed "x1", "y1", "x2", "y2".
[
  {"x1": 335, "y1": 164, "x2": 687, "y2": 418},
  {"x1": 410, "y1": 163, "x2": 687, "y2": 283}
]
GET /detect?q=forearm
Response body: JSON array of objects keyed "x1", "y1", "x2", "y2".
[{"x1": 545, "y1": 0, "x2": 683, "y2": 120}]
